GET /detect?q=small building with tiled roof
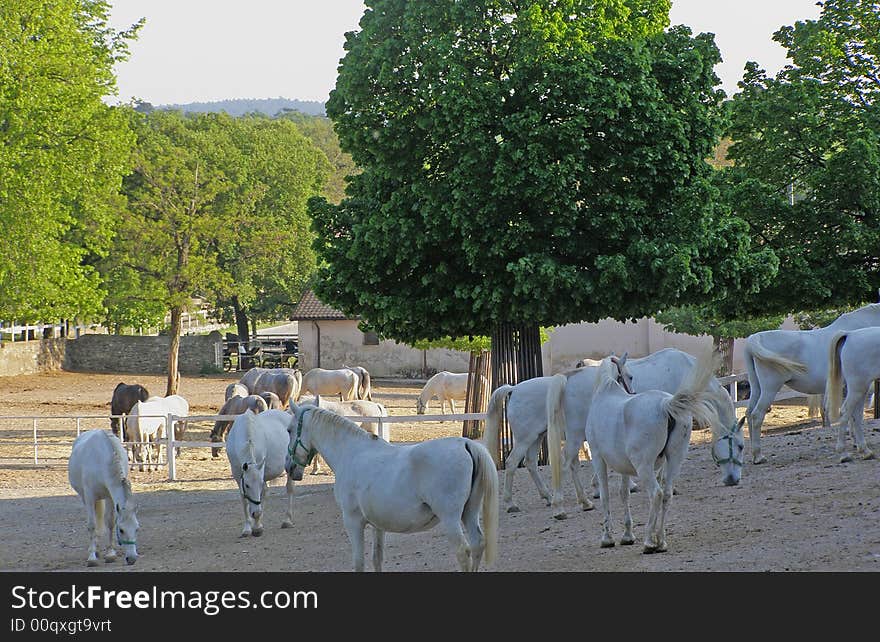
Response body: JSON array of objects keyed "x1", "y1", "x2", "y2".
[
  {"x1": 290, "y1": 290, "x2": 470, "y2": 376},
  {"x1": 291, "y1": 290, "x2": 356, "y2": 321}
]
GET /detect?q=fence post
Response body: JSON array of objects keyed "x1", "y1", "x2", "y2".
[
  {"x1": 377, "y1": 416, "x2": 389, "y2": 442},
  {"x1": 33, "y1": 418, "x2": 38, "y2": 464},
  {"x1": 167, "y1": 414, "x2": 176, "y2": 481},
  {"x1": 76, "y1": 418, "x2": 81, "y2": 438}
]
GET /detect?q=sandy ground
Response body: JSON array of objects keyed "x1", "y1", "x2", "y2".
[{"x1": 0, "y1": 370, "x2": 878, "y2": 572}]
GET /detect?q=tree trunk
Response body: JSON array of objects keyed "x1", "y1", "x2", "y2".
[
  {"x1": 232, "y1": 297, "x2": 250, "y2": 347},
  {"x1": 714, "y1": 335, "x2": 734, "y2": 377},
  {"x1": 166, "y1": 305, "x2": 183, "y2": 396},
  {"x1": 489, "y1": 322, "x2": 544, "y2": 467}
]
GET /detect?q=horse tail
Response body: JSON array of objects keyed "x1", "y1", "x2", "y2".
[
  {"x1": 546, "y1": 374, "x2": 566, "y2": 499},
  {"x1": 664, "y1": 351, "x2": 721, "y2": 442},
  {"x1": 482, "y1": 385, "x2": 514, "y2": 468},
  {"x1": 747, "y1": 333, "x2": 808, "y2": 375},
  {"x1": 826, "y1": 331, "x2": 848, "y2": 423},
  {"x1": 360, "y1": 369, "x2": 372, "y2": 401},
  {"x1": 465, "y1": 440, "x2": 499, "y2": 566},
  {"x1": 293, "y1": 370, "x2": 303, "y2": 401}
]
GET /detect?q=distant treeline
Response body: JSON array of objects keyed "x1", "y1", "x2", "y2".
[{"x1": 158, "y1": 97, "x2": 326, "y2": 117}]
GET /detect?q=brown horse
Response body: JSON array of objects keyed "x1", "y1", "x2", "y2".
[
  {"x1": 110, "y1": 383, "x2": 150, "y2": 437},
  {"x1": 209, "y1": 394, "x2": 270, "y2": 458}
]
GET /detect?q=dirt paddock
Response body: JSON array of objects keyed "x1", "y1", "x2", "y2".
[{"x1": 0, "y1": 370, "x2": 878, "y2": 572}]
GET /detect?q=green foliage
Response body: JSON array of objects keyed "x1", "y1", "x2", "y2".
[
  {"x1": 655, "y1": 305, "x2": 784, "y2": 339},
  {"x1": 723, "y1": 0, "x2": 880, "y2": 316},
  {"x1": 411, "y1": 327, "x2": 549, "y2": 352},
  {"x1": 0, "y1": 0, "x2": 141, "y2": 321},
  {"x1": 309, "y1": 0, "x2": 774, "y2": 345},
  {"x1": 275, "y1": 110, "x2": 359, "y2": 205}
]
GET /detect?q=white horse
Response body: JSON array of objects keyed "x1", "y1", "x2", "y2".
[
  {"x1": 226, "y1": 409, "x2": 295, "y2": 537},
  {"x1": 825, "y1": 327, "x2": 879, "y2": 463},
  {"x1": 743, "y1": 303, "x2": 880, "y2": 464},
  {"x1": 225, "y1": 382, "x2": 249, "y2": 401},
  {"x1": 296, "y1": 396, "x2": 390, "y2": 475},
  {"x1": 210, "y1": 394, "x2": 270, "y2": 458},
  {"x1": 416, "y1": 371, "x2": 472, "y2": 414},
  {"x1": 125, "y1": 395, "x2": 189, "y2": 471},
  {"x1": 343, "y1": 364, "x2": 373, "y2": 401},
  {"x1": 583, "y1": 352, "x2": 719, "y2": 553},
  {"x1": 298, "y1": 367, "x2": 359, "y2": 401},
  {"x1": 68, "y1": 430, "x2": 139, "y2": 566},
  {"x1": 482, "y1": 355, "x2": 634, "y2": 518},
  {"x1": 484, "y1": 348, "x2": 742, "y2": 518},
  {"x1": 285, "y1": 404, "x2": 499, "y2": 572}
]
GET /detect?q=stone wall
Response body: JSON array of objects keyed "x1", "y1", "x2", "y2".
[
  {"x1": 63, "y1": 331, "x2": 222, "y2": 375},
  {"x1": 0, "y1": 339, "x2": 66, "y2": 377}
]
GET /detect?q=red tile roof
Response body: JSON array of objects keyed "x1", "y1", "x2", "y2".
[{"x1": 291, "y1": 290, "x2": 357, "y2": 321}]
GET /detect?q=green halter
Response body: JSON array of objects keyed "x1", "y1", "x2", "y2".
[
  {"x1": 712, "y1": 423, "x2": 744, "y2": 467},
  {"x1": 288, "y1": 408, "x2": 318, "y2": 468}
]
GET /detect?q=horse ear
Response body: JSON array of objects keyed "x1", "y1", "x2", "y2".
[{"x1": 619, "y1": 352, "x2": 628, "y2": 366}]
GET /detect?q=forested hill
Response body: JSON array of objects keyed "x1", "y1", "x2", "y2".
[{"x1": 158, "y1": 97, "x2": 325, "y2": 117}]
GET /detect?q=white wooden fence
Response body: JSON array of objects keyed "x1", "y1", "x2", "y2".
[{"x1": 0, "y1": 412, "x2": 488, "y2": 481}]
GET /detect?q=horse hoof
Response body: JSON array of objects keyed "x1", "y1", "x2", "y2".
[
  {"x1": 861, "y1": 450, "x2": 876, "y2": 460},
  {"x1": 600, "y1": 540, "x2": 615, "y2": 549},
  {"x1": 581, "y1": 501, "x2": 595, "y2": 512},
  {"x1": 239, "y1": 532, "x2": 251, "y2": 538},
  {"x1": 642, "y1": 545, "x2": 658, "y2": 554},
  {"x1": 592, "y1": 491, "x2": 600, "y2": 500},
  {"x1": 839, "y1": 453, "x2": 853, "y2": 463},
  {"x1": 553, "y1": 511, "x2": 568, "y2": 521},
  {"x1": 620, "y1": 536, "x2": 635, "y2": 546},
  {"x1": 753, "y1": 455, "x2": 767, "y2": 465},
  {"x1": 103, "y1": 553, "x2": 117, "y2": 563},
  {"x1": 251, "y1": 528, "x2": 263, "y2": 537},
  {"x1": 87, "y1": 559, "x2": 100, "y2": 567},
  {"x1": 281, "y1": 521, "x2": 293, "y2": 529},
  {"x1": 506, "y1": 506, "x2": 521, "y2": 513}
]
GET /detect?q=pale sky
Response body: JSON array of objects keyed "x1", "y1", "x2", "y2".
[{"x1": 107, "y1": 0, "x2": 823, "y2": 106}]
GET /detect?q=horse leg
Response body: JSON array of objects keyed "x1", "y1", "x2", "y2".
[
  {"x1": 342, "y1": 510, "x2": 367, "y2": 572},
  {"x1": 239, "y1": 489, "x2": 253, "y2": 537},
  {"x1": 84, "y1": 494, "x2": 100, "y2": 566},
  {"x1": 281, "y1": 475, "x2": 295, "y2": 528},
  {"x1": 372, "y1": 528, "x2": 385, "y2": 572},
  {"x1": 450, "y1": 398, "x2": 457, "y2": 414},
  {"x1": 462, "y1": 496, "x2": 485, "y2": 571},
  {"x1": 655, "y1": 446, "x2": 687, "y2": 553},
  {"x1": 638, "y1": 460, "x2": 664, "y2": 553},
  {"x1": 438, "y1": 515, "x2": 472, "y2": 572},
  {"x1": 564, "y1": 438, "x2": 594, "y2": 511},
  {"x1": 523, "y1": 439, "x2": 554, "y2": 508},
  {"x1": 746, "y1": 367, "x2": 782, "y2": 464},
  {"x1": 251, "y1": 483, "x2": 266, "y2": 537},
  {"x1": 840, "y1": 385, "x2": 875, "y2": 462},
  {"x1": 102, "y1": 498, "x2": 118, "y2": 562},
  {"x1": 619, "y1": 474, "x2": 635, "y2": 545},
  {"x1": 501, "y1": 439, "x2": 531, "y2": 513},
  {"x1": 594, "y1": 458, "x2": 615, "y2": 548}
]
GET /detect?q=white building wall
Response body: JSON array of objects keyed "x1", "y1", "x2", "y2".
[{"x1": 298, "y1": 316, "x2": 800, "y2": 379}]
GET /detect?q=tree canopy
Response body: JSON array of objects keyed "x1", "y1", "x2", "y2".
[
  {"x1": 309, "y1": 0, "x2": 776, "y2": 345},
  {"x1": 0, "y1": 0, "x2": 140, "y2": 321},
  {"x1": 722, "y1": 0, "x2": 880, "y2": 317}
]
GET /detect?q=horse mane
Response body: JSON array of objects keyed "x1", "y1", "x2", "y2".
[
  {"x1": 593, "y1": 358, "x2": 620, "y2": 394},
  {"x1": 307, "y1": 407, "x2": 377, "y2": 445},
  {"x1": 106, "y1": 432, "x2": 131, "y2": 490}
]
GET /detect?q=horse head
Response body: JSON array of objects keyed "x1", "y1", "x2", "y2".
[
  {"x1": 115, "y1": 499, "x2": 139, "y2": 565},
  {"x1": 239, "y1": 457, "x2": 267, "y2": 526},
  {"x1": 285, "y1": 405, "x2": 318, "y2": 481},
  {"x1": 611, "y1": 352, "x2": 634, "y2": 394},
  {"x1": 711, "y1": 416, "x2": 746, "y2": 486},
  {"x1": 416, "y1": 397, "x2": 427, "y2": 414}
]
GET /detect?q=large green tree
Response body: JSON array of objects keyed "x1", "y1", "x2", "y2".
[
  {"x1": 0, "y1": 0, "x2": 140, "y2": 322},
  {"x1": 212, "y1": 115, "x2": 330, "y2": 342},
  {"x1": 107, "y1": 110, "x2": 329, "y2": 393},
  {"x1": 723, "y1": 0, "x2": 880, "y2": 317},
  {"x1": 309, "y1": 0, "x2": 775, "y2": 349}
]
